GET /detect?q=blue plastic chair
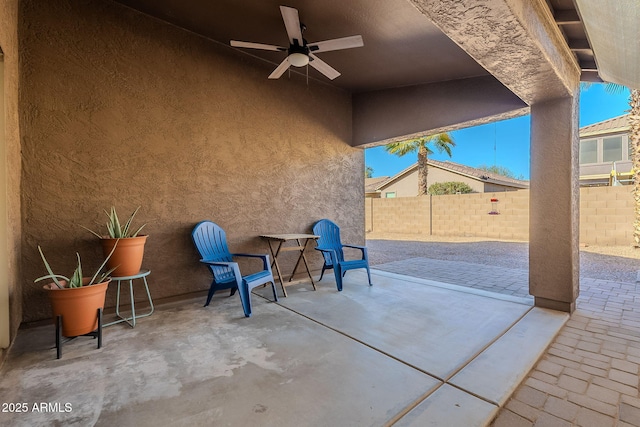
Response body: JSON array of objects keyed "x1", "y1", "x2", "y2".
[
  {"x1": 312, "y1": 219, "x2": 372, "y2": 291},
  {"x1": 191, "y1": 221, "x2": 278, "y2": 317}
]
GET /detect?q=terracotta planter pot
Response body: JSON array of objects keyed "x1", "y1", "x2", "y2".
[
  {"x1": 100, "y1": 235, "x2": 147, "y2": 277},
  {"x1": 43, "y1": 279, "x2": 110, "y2": 337}
]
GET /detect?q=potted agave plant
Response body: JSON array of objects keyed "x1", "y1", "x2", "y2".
[
  {"x1": 83, "y1": 206, "x2": 147, "y2": 277},
  {"x1": 35, "y1": 244, "x2": 118, "y2": 337}
]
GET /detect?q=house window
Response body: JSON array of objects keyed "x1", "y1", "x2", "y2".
[
  {"x1": 580, "y1": 139, "x2": 597, "y2": 164},
  {"x1": 385, "y1": 192, "x2": 396, "y2": 198},
  {"x1": 603, "y1": 136, "x2": 623, "y2": 162}
]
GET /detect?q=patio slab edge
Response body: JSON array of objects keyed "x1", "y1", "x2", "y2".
[{"x1": 449, "y1": 307, "x2": 569, "y2": 406}]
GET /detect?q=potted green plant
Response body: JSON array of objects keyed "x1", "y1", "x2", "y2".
[
  {"x1": 35, "y1": 244, "x2": 118, "y2": 337},
  {"x1": 83, "y1": 206, "x2": 147, "y2": 277}
]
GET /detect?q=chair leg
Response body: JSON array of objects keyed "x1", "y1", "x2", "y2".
[
  {"x1": 366, "y1": 266, "x2": 372, "y2": 286},
  {"x1": 237, "y1": 280, "x2": 252, "y2": 317},
  {"x1": 270, "y1": 281, "x2": 279, "y2": 302},
  {"x1": 229, "y1": 286, "x2": 237, "y2": 297},
  {"x1": 333, "y1": 266, "x2": 343, "y2": 292},
  {"x1": 97, "y1": 308, "x2": 103, "y2": 349},
  {"x1": 56, "y1": 315, "x2": 62, "y2": 360},
  {"x1": 319, "y1": 265, "x2": 326, "y2": 281},
  {"x1": 204, "y1": 283, "x2": 216, "y2": 307}
]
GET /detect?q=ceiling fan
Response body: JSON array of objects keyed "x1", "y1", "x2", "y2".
[{"x1": 230, "y1": 5, "x2": 364, "y2": 80}]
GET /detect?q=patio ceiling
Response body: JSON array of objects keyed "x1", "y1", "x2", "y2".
[
  {"x1": 573, "y1": 0, "x2": 640, "y2": 89},
  {"x1": 545, "y1": 0, "x2": 599, "y2": 82},
  {"x1": 112, "y1": 0, "x2": 621, "y2": 93},
  {"x1": 112, "y1": 0, "x2": 491, "y2": 93}
]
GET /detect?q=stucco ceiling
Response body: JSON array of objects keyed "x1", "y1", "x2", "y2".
[
  {"x1": 113, "y1": 0, "x2": 630, "y2": 93},
  {"x1": 573, "y1": 0, "x2": 640, "y2": 88},
  {"x1": 112, "y1": 0, "x2": 490, "y2": 93}
]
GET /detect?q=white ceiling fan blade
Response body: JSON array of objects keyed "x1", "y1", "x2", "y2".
[
  {"x1": 308, "y1": 35, "x2": 364, "y2": 53},
  {"x1": 280, "y1": 6, "x2": 303, "y2": 46},
  {"x1": 230, "y1": 40, "x2": 286, "y2": 52},
  {"x1": 268, "y1": 57, "x2": 291, "y2": 79},
  {"x1": 309, "y1": 54, "x2": 340, "y2": 80}
]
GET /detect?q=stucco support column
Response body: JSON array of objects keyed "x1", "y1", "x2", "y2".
[{"x1": 529, "y1": 94, "x2": 579, "y2": 313}]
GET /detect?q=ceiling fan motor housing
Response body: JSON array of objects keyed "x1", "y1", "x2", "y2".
[{"x1": 288, "y1": 39, "x2": 310, "y2": 67}]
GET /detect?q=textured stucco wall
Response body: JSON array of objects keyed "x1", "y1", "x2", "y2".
[
  {"x1": 0, "y1": 0, "x2": 22, "y2": 359},
  {"x1": 530, "y1": 96, "x2": 580, "y2": 312},
  {"x1": 20, "y1": 0, "x2": 361, "y2": 323},
  {"x1": 409, "y1": 0, "x2": 580, "y2": 105},
  {"x1": 353, "y1": 76, "x2": 527, "y2": 147}
]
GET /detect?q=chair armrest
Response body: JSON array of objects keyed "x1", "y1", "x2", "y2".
[
  {"x1": 200, "y1": 260, "x2": 237, "y2": 268},
  {"x1": 200, "y1": 260, "x2": 243, "y2": 281},
  {"x1": 342, "y1": 244, "x2": 368, "y2": 260},
  {"x1": 343, "y1": 244, "x2": 366, "y2": 250},
  {"x1": 314, "y1": 247, "x2": 340, "y2": 265},
  {"x1": 231, "y1": 253, "x2": 271, "y2": 272}
]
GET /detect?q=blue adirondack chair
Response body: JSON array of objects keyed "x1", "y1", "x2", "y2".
[
  {"x1": 312, "y1": 219, "x2": 372, "y2": 291},
  {"x1": 191, "y1": 221, "x2": 278, "y2": 317}
]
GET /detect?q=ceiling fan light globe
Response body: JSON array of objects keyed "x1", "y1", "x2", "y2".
[{"x1": 288, "y1": 53, "x2": 309, "y2": 67}]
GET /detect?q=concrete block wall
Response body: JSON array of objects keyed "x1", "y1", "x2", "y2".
[
  {"x1": 579, "y1": 186, "x2": 635, "y2": 245},
  {"x1": 367, "y1": 196, "x2": 430, "y2": 235},
  {"x1": 430, "y1": 191, "x2": 529, "y2": 240},
  {"x1": 366, "y1": 186, "x2": 636, "y2": 245}
]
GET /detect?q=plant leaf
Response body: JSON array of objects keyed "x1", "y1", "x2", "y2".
[
  {"x1": 88, "y1": 238, "x2": 119, "y2": 285},
  {"x1": 95, "y1": 265, "x2": 119, "y2": 284},
  {"x1": 36, "y1": 246, "x2": 64, "y2": 289},
  {"x1": 122, "y1": 206, "x2": 140, "y2": 237},
  {"x1": 111, "y1": 206, "x2": 122, "y2": 238},
  {"x1": 80, "y1": 224, "x2": 104, "y2": 239},
  {"x1": 131, "y1": 224, "x2": 146, "y2": 237},
  {"x1": 69, "y1": 253, "x2": 83, "y2": 288},
  {"x1": 34, "y1": 274, "x2": 70, "y2": 289}
]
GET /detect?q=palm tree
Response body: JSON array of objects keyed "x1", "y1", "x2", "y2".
[
  {"x1": 384, "y1": 133, "x2": 455, "y2": 195},
  {"x1": 365, "y1": 166, "x2": 374, "y2": 178}
]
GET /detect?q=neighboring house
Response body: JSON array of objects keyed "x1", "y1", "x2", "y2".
[
  {"x1": 579, "y1": 114, "x2": 632, "y2": 186},
  {"x1": 365, "y1": 159, "x2": 529, "y2": 198},
  {"x1": 365, "y1": 176, "x2": 390, "y2": 197}
]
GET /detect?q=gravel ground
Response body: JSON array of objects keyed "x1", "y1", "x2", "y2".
[{"x1": 366, "y1": 235, "x2": 640, "y2": 284}]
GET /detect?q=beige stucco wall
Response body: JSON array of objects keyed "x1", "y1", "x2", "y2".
[
  {"x1": 367, "y1": 186, "x2": 635, "y2": 245},
  {"x1": 379, "y1": 170, "x2": 420, "y2": 198},
  {"x1": 19, "y1": 0, "x2": 362, "y2": 323},
  {"x1": 0, "y1": 0, "x2": 21, "y2": 359},
  {"x1": 428, "y1": 167, "x2": 485, "y2": 193}
]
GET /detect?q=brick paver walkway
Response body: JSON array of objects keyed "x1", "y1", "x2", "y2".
[
  {"x1": 374, "y1": 258, "x2": 532, "y2": 300},
  {"x1": 372, "y1": 258, "x2": 640, "y2": 426}
]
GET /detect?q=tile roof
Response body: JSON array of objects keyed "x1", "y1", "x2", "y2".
[
  {"x1": 580, "y1": 114, "x2": 629, "y2": 138},
  {"x1": 428, "y1": 159, "x2": 529, "y2": 188},
  {"x1": 365, "y1": 176, "x2": 390, "y2": 193},
  {"x1": 368, "y1": 159, "x2": 529, "y2": 191}
]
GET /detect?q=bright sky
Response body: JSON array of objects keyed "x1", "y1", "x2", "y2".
[{"x1": 364, "y1": 84, "x2": 632, "y2": 180}]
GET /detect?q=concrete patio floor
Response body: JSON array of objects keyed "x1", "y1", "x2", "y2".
[
  {"x1": 368, "y1": 240, "x2": 640, "y2": 427},
  {"x1": 0, "y1": 269, "x2": 566, "y2": 427}
]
